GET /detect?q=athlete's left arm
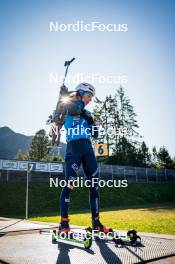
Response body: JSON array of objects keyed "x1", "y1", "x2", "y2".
[
  {"x1": 81, "y1": 110, "x2": 99, "y2": 138},
  {"x1": 89, "y1": 123, "x2": 99, "y2": 138}
]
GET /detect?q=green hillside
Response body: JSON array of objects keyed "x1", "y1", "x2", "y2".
[{"x1": 0, "y1": 182, "x2": 174, "y2": 218}]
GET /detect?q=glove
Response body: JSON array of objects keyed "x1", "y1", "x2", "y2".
[
  {"x1": 60, "y1": 85, "x2": 68, "y2": 97},
  {"x1": 81, "y1": 109, "x2": 94, "y2": 125}
]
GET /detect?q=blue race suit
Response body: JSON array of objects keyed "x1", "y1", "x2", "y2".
[{"x1": 60, "y1": 99, "x2": 100, "y2": 219}]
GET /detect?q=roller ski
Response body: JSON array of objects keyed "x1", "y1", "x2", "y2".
[
  {"x1": 40, "y1": 217, "x2": 141, "y2": 249},
  {"x1": 86, "y1": 217, "x2": 141, "y2": 247},
  {"x1": 51, "y1": 218, "x2": 92, "y2": 249}
]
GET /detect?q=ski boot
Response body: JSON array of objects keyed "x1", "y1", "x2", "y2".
[
  {"x1": 59, "y1": 217, "x2": 70, "y2": 234},
  {"x1": 92, "y1": 217, "x2": 113, "y2": 234}
]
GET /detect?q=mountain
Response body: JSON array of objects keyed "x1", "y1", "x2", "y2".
[
  {"x1": 0, "y1": 127, "x2": 66, "y2": 160},
  {"x1": 0, "y1": 127, "x2": 33, "y2": 159}
]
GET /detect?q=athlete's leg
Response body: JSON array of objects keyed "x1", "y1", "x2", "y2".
[
  {"x1": 81, "y1": 140, "x2": 99, "y2": 218},
  {"x1": 60, "y1": 141, "x2": 82, "y2": 218},
  {"x1": 81, "y1": 140, "x2": 112, "y2": 233}
]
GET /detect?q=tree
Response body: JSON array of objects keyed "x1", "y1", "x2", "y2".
[
  {"x1": 116, "y1": 86, "x2": 139, "y2": 144},
  {"x1": 42, "y1": 153, "x2": 63, "y2": 162},
  {"x1": 29, "y1": 129, "x2": 49, "y2": 161},
  {"x1": 171, "y1": 158, "x2": 175, "y2": 169},
  {"x1": 105, "y1": 94, "x2": 120, "y2": 150},
  {"x1": 152, "y1": 146, "x2": 158, "y2": 165},
  {"x1": 52, "y1": 155, "x2": 63, "y2": 162},
  {"x1": 93, "y1": 96, "x2": 113, "y2": 155},
  {"x1": 105, "y1": 137, "x2": 138, "y2": 165},
  {"x1": 93, "y1": 86, "x2": 140, "y2": 157},
  {"x1": 157, "y1": 146, "x2": 172, "y2": 168},
  {"x1": 16, "y1": 150, "x2": 29, "y2": 160},
  {"x1": 137, "y1": 141, "x2": 151, "y2": 167}
]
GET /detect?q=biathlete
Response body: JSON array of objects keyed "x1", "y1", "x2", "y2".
[{"x1": 59, "y1": 82, "x2": 111, "y2": 234}]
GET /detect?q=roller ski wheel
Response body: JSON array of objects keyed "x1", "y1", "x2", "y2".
[
  {"x1": 83, "y1": 230, "x2": 92, "y2": 249},
  {"x1": 127, "y1": 229, "x2": 141, "y2": 246},
  {"x1": 52, "y1": 229, "x2": 58, "y2": 244},
  {"x1": 51, "y1": 227, "x2": 92, "y2": 249}
]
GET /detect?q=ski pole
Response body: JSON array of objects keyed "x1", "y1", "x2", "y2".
[{"x1": 63, "y1": 57, "x2": 75, "y2": 85}]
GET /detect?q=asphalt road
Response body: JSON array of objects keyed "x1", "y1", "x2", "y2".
[{"x1": 0, "y1": 218, "x2": 175, "y2": 264}]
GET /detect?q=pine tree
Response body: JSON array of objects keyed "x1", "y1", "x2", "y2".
[
  {"x1": 93, "y1": 96, "x2": 113, "y2": 155},
  {"x1": 29, "y1": 129, "x2": 49, "y2": 161},
  {"x1": 157, "y1": 146, "x2": 172, "y2": 168},
  {"x1": 16, "y1": 150, "x2": 29, "y2": 160},
  {"x1": 93, "y1": 86, "x2": 140, "y2": 160},
  {"x1": 105, "y1": 137, "x2": 138, "y2": 165},
  {"x1": 106, "y1": 94, "x2": 120, "y2": 150},
  {"x1": 137, "y1": 141, "x2": 151, "y2": 167},
  {"x1": 152, "y1": 146, "x2": 158, "y2": 167},
  {"x1": 110, "y1": 86, "x2": 140, "y2": 160},
  {"x1": 116, "y1": 86, "x2": 139, "y2": 143}
]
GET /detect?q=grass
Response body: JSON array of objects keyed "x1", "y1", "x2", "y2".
[
  {"x1": 0, "y1": 182, "x2": 175, "y2": 217},
  {"x1": 0, "y1": 182, "x2": 175, "y2": 234},
  {"x1": 30, "y1": 203, "x2": 175, "y2": 235}
]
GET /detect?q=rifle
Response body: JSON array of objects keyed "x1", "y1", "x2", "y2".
[{"x1": 46, "y1": 58, "x2": 75, "y2": 147}]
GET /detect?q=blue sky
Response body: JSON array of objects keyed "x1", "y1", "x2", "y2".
[{"x1": 0, "y1": 0, "x2": 175, "y2": 156}]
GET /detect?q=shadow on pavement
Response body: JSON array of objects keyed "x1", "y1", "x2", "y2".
[
  {"x1": 0, "y1": 219, "x2": 24, "y2": 232},
  {"x1": 56, "y1": 241, "x2": 94, "y2": 264},
  {"x1": 95, "y1": 238, "x2": 123, "y2": 264}
]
